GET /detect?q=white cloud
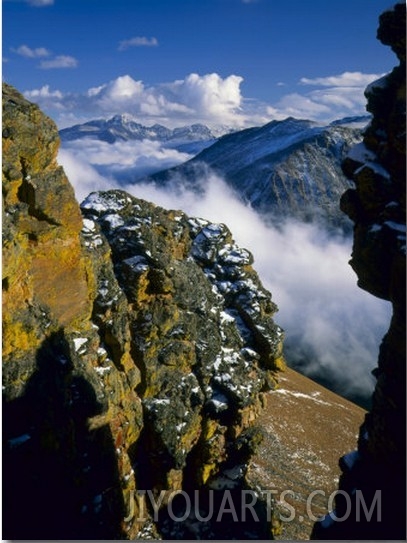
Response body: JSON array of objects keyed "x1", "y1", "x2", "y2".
[
  {"x1": 25, "y1": 84, "x2": 63, "y2": 100},
  {"x1": 300, "y1": 71, "x2": 383, "y2": 87},
  {"x1": 24, "y1": 69, "x2": 382, "y2": 129},
  {"x1": 169, "y1": 73, "x2": 244, "y2": 121},
  {"x1": 59, "y1": 138, "x2": 192, "y2": 200},
  {"x1": 118, "y1": 36, "x2": 159, "y2": 50},
  {"x1": 39, "y1": 55, "x2": 78, "y2": 69},
  {"x1": 26, "y1": 73, "x2": 249, "y2": 128},
  {"x1": 12, "y1": 44, "x2": 50, "y2": 58},
  {"x1": 91, "y1": 75, "x2": 144, "y2": 101},
  {"x1": 58, "y1": 148, "x2": 114, "y2": 199},
  {"x1": 10, "y1": 44, "x2": 78, "y2": 72},
  {"x1": 85, "y1": 75, "x2": 190, "y2": 119},
  {"x1": 267, "y1": 71, "x2": 383, "y2": 122},
  {"x1": 267, "y1": 93, "x2": 331, "y2": 120}
]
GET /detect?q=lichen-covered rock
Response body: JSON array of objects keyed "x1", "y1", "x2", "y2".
[
  {"x1": 2, "y1": 81, "x2": 96, "y2": 410},
  {"x1": 3, "y1": 83, "x2": 284, "y2": 539},
  {"x1": 80, "y1": 191, "x2": 284, "y2": 537},
  {"x1": 2, "y1": 83, "x2": 93, "y2": 361},
  {"x1": 3, "y1": 84, "x2": 122, "y2": 539},
  {"x1": 313, "y1": 3, "x2": 406, "y2": 539}
]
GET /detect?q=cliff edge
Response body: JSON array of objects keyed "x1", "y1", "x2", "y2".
[{"x1": 312, "y1": 3, "x2": 406, "y2": 539}]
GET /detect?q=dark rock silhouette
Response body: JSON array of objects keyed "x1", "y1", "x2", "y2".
[
  {"x1": 3, "y1": 331, "x2": 125, "y2": 539},
  {"x1": 312, "y1": 3, "x2": 406, "y2": 539}
]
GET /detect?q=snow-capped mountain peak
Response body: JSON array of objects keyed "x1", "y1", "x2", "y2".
[{"x1": 59, "y1": 115, "x2": 218, "y2": 146}]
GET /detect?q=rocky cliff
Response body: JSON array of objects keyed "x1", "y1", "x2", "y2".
[
  {"x1": 2, "y1": 82, "x2": 284, "y2": 539},
  {"x1": 312, "y1": 2, "x2": 406, "y2": 539}
]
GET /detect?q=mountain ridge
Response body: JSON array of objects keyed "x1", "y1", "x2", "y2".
[
  {"x1": 145, "y1": 116, "x2": 368, "y2": 230},
  {"x1": 60, "y1": 114, "x2": 368, "y2": 231},
  {"x1": 60, "y1": 114, "x2": 218, "y2": 154}
]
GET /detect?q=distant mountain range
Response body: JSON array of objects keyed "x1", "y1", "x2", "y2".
[
  {"x1": 60, "y1": 114, "x2": 218, "y2": 155},
  {"x1": 60, "y1": 114, "x2": 370, "y2": 230}
]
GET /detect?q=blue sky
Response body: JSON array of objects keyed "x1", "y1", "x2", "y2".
[{"x1": 2, "y1": 0, "x2": 397, "y2": 128}]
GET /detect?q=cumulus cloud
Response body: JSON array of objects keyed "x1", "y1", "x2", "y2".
[
  {"x1": 24, "y1": 85, "x2": 64, "y2": 113},
  {"x1": 118, "y1": 36, "x2": 159, "y2": 50},
  {"x1": 58, "y1": 145, "x2": 391, "y2": 405},
  {"x1": 170, "y1": 73, "x2": 244, "y2": 120},
  {"x1": 12, "y1": 44, "x2": 50, "y2": 58},
  {"x1": 89, "y1": 75, "x2": 145, "y2": 104},
  {"x1": 267, "y1": 71, "x2": 383, "y2": 122},
  {"x1": 39, "y1": 55, "x2": 78, "y2": 69},
  {"x1": 25, "y1": 72, "x2": 249, "y2": 128},
  {"x1": 300, "y1": 71, "x2": 383, "y2": 87},
  {"x1": 89, "y1": 73, "x2": 245, "y2": 125},
  {"x1": 25, "y1": 84, "x2": 63, "y2": 99},
  {"x1": 24, "y1": 69, "x2": 382, "y2": 129}
]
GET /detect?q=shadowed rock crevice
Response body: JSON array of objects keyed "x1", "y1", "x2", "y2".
[
  {"x1": 3, "y1": 331, "x2": 125, "y2": 540},
  {"x1": 17, "y1": 172, "x2": 62, "y2": 226}
]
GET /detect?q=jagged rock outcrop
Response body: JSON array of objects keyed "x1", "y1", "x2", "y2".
[
  {"x1": 2, "y1": 83, "x2": 284, "y2": 539},
  {"x1": 312, "y1": 3, "x2": 406, "y2": 539}
]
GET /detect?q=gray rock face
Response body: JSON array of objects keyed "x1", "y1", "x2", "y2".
[{"x1": 148, "y1": 117, "x2": 367, "y2": 230}]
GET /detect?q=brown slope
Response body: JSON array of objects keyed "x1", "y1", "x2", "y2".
[{"x1": 247, "y1": 367, "x2": 365, "y2": 540}]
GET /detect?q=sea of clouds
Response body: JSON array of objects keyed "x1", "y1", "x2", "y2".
[{"x1": 59, "y1": 143, "x2": 391, "y2": 406}]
